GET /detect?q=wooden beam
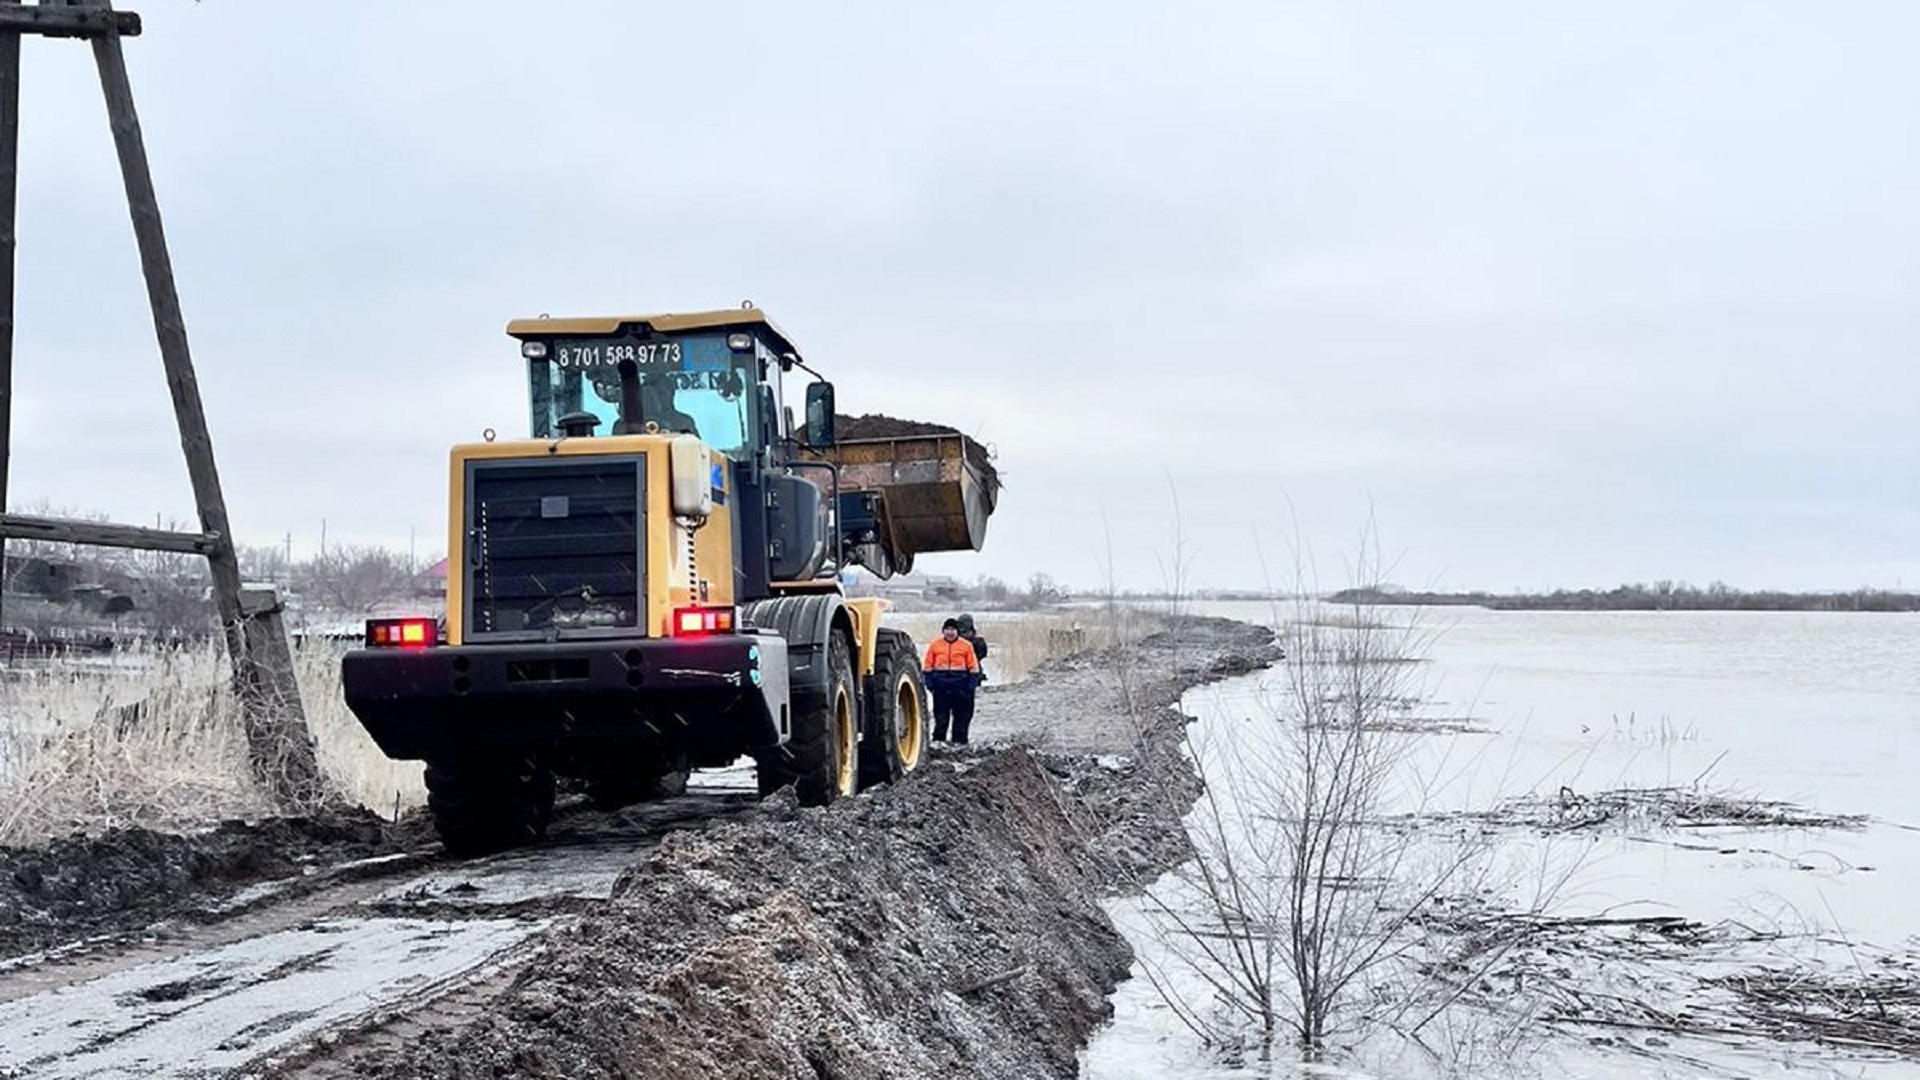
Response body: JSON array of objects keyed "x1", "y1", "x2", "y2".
[
  {"x1": 89, "y1": 19, "x2": 245, "y2": 612},
  {"x1": 0, "y1": 3, "x2": 20, "y2": 630},
  {"x1": 0, "y1": 512, "x2": 219, "y2": 554},
  {"x1": 90, "y1": 8, "x2": 324, "y2": 805},
  {"x1": 0, "y1": 7, "x2": 140, "y2": 39}
]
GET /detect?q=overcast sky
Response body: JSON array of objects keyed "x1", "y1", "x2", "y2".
[{"x1": 4, "y1": 1, "x2": 1915, "y2": 593}]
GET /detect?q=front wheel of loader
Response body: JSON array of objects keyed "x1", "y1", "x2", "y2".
[
  {"x1": 859, "y1": 632, "x2": 927, "y2": 789},
  {"x1": 424, "y1": 752, "x2": 555, "y2": 857},
  {"x1": 757, "y1": 631, "x2": 857, "y2": 806}
]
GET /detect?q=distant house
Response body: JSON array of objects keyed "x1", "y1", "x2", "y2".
[
  {"x1": 848, "y1": 571, "x2": 961, "y2": 602},
  {"x1": 412, "y1": 558, "x2": 449, "y2": 597},
  {"x1": 10, "y1": 557, "x2": 80, "y2": 601}
]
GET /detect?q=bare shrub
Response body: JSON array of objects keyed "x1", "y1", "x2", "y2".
[
  {"x1": 1140, "y1": 601, "x2": 1454, "y2": 1061},
  {"x1": 1137, "y1": 538, "x2": 1577, "y2": 1069}
]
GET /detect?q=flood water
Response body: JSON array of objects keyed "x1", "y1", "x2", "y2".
[{"x1": 1080, "y1": 602, "x2": 1920, "y2": 1080}]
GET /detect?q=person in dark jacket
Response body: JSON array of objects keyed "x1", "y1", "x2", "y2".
[
  {"x1": 923, "y1": 617, "x2": 980, "y2": 744},
  {"x1": 955, "y1": 612, "x2": 989, "y2": 687}
]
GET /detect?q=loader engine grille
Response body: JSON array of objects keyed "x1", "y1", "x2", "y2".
[{"x1": 465, "y1": 456, "x2": 645, "y2": 640}]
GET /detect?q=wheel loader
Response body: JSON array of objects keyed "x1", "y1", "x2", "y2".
[{"x1": 341, "y1": 308, "x2": 997, "y2": 854}]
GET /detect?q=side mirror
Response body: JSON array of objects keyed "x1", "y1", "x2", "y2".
[{"x1": 804, "y1": 382, "x2": 836, "y2": 447}]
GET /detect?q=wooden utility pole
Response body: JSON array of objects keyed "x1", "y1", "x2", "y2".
[
  {"x1": 0, "y1": 1, "x2": 20, "y2": 632},
  {"x1": 0, "y1": 0, "x2": 323, "y2": 807}
]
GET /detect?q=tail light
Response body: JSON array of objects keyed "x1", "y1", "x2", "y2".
[
  {"x1": 671, "y1": 605, "x2": 737, "y2": 637},
  {"x1": 366, "y1": 617, "x2": 439, "y2": 648}
]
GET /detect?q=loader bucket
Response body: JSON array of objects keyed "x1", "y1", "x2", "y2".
[{"x1": 806, "y1": 426, "x2": 999, "y2": 558}]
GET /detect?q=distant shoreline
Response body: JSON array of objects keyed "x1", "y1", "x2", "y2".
[{"x1": 1322, "y1": 586, "x2": 1920, "y2": 613}]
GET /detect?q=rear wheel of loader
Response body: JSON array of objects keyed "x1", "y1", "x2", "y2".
[
  {"x1": 424, "y1": 753, "x2": 555, "y2": 856},
  {"x1": 757, "y1": 631, "x2": 856, "y2": 805},
  {"x1": 858, "y1": 634, "x2": 926, "y2": 789}
]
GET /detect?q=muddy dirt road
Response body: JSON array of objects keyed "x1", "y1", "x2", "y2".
[
  {"x1": 0, "y1": 792, "x2": 761, "y2": 1077},
  {"x1": 0, "y1": 617, "x2": 1278, "y2": 1079}
]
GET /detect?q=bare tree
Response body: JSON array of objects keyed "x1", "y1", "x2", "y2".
[
  {"x1": 1024, "y1": 571, "x2": 1060, "y2": 608},
  {"x1": 1136, "y1": 532, "x2": 1575, "y2": 1069},
  {"x1": 294, "y1": 545, "x2": 414, "y2": 615},
  {"x1": 238, "y1": 543, "x2": 290, "y2": 583}
]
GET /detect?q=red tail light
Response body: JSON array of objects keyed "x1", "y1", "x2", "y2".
[
  {"x1": 366, "y1": 617, "x2": 438, "y2": 648},
  {"x1": 671, "y1": 605, "x2": 737, "y2": 637}
]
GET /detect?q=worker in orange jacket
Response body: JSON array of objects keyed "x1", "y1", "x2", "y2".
[{"x1": 924, "y1": 617, "x2": 981, "y2": 744}]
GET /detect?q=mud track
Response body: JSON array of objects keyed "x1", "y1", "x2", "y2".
[{"x1": 0, "y1": 616, "x2": 1278, "y2": 1079}]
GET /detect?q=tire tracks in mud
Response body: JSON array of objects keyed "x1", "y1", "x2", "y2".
[
  {"x1": 268, "y1": 961, "x2": 528, "y2": 1080},
  {"x1": 0, "y1": 790, "x2": 762, "y2": 1079},
  {"x1": 0, "y1": 849, "x2": 437, "y2": 1006}
]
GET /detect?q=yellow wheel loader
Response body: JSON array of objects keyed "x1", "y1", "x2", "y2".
[{"x1": 342, "y1": 309, "x2": 996, "y2": 854}]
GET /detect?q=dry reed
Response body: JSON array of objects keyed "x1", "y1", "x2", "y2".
[
  {"x1": 0, "y1": 609, "x2": 1123, "y2": 847},
  {"x1": 293, "y1": 642, "x2": 426, "y2": 821},
  {"x1": 0, "y1": 642, "x2": 427, "y2": 847},
  {"x1": 0, "y1": 644, "x2": 272, "y2": 846}
]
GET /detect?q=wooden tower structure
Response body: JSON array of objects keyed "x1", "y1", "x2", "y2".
[{"x1": 0, "y1": 0, "x2": 321, "y2": 805}]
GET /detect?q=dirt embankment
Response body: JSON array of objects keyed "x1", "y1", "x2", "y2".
[
  {"x1": 0, "y1": 616, "x2": 1280, "y2": 1079},
  {"x1": 278, "y1": 617, "x2": 1276, "y2": 1080},
  {"x1": 268, "y1": 618, "x2": 1272, "y2": 1080},
  {"x1": 303, "y1": 756, "x2": 1119, "y2": 1079}
]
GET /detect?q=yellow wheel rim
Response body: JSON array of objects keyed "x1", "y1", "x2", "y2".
[
  {"x1": 833, "y1": 686, "x2": 856, "y2": 796},
  {"x1": 895, "y1": 674, "x2": 924, "y2": 771}
]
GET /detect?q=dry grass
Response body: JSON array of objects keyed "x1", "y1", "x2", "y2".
[
  {"x1": 1482, "y1": 785, "x2": 1866, "y2": 833},
  {"x1": 0, "y1": 644, "x2": 272, "y2": 846},
  {"x1": 0, "y1": 608, "x2": 1129, "y2": 847},
  {"x1": 0, "y1": 642, "x2": 427, "y2": 847},
  {"x1": 880, "y1": 607, "x2": 1138, "y2": 685},
  {"x1": 294, "y1": 643, "x2": 426, "y2": 821}
]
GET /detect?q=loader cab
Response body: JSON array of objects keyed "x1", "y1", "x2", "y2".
[
  {"x1": 508, "y1": 310, "x2": 823, "y2": 461},
  {"x1": 506, "y1": 309, "x2": 841, "y2": 601}
]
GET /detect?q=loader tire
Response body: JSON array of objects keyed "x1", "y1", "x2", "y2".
[
  {"x1": 757, "y1": 631, "x2": 856, "y2": 806},
  {"x1": 587, "y1": 767, "x2": 689, "y2": 811},
  {"x1": 424, "y1": 753, "x2": 554, "y2": 857},
  {"x1": 858, "y1": 632, "x2": 927, "y2": 790}
]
